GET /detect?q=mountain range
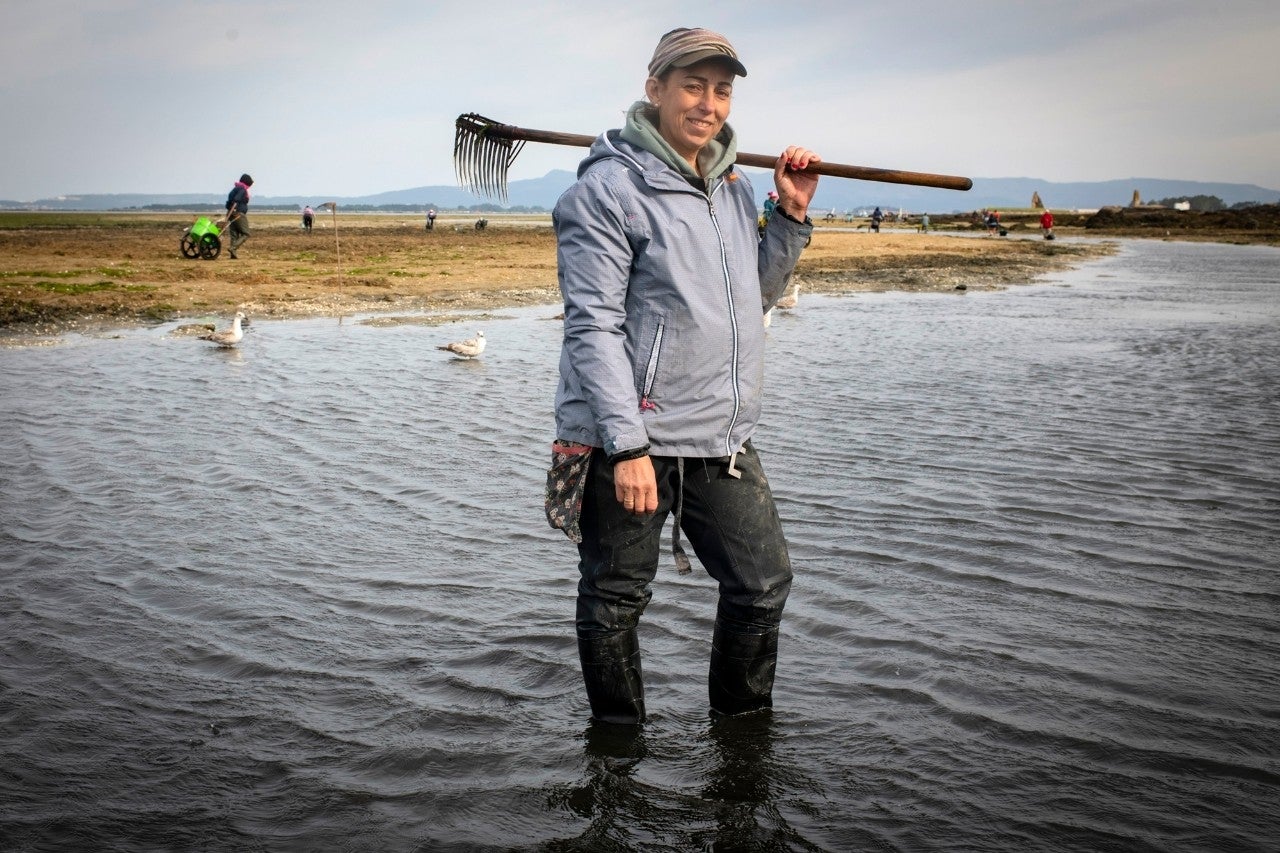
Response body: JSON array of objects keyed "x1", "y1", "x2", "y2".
[{"x1": 5, "y1": 172, "x2": 1278, "y2": 213}]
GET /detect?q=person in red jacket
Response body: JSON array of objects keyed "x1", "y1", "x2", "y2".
[{"x1": 1040, "y1": 209, "x2": 1055, "y2": 239}]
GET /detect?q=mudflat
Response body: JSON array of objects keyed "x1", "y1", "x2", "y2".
[{"x1": 1, "y1": 211, "x2": 1116, "y2": 339}]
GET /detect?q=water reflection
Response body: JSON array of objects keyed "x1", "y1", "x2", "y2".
[
  {"x1": 205, "y1": 346, "x2": 244, "y2": 363},
  {"x1": 544, "y1": 713, "x2": 813, "y2": 851},
  {"x1": 702, "y1": 712, "x2": 797, "y2": 850},
  {"x1": 543, "y1": 723, "x2": 650, "y2": 851}
]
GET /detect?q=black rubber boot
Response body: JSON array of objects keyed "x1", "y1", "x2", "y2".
[
  {"x1": 708, "y1": 621, "x2": 779, "y2": 717},
  {"x1": 577, "y1": 629, "x2": 646, "y2": 725}
]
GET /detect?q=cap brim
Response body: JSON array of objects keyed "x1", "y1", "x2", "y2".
[{"x1": 668, "y1": 49, "x2": 747, "y2": 77}]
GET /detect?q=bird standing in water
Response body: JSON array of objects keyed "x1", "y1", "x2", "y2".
[
  {"x1": 437, "y1": 330, "x2": 486, "y2": 359},
  {"x1": 199, "y1": 312, "x2": 247, "y2": 347}
]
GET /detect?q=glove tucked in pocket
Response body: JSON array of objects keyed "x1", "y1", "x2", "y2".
[{"x1": 544, "y1": 440, "x2": 593, "y2": 543}]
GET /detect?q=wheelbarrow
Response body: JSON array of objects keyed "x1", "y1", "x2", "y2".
[{"x1": 181, "y1": 216, "x2": 223, "y2": 260}]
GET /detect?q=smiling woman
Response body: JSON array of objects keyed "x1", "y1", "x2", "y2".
[{"x1": 550, "y1": 26, "x2": 828, "y2": 728}]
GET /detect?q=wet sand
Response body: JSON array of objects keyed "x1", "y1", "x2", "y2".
[{"x1": 1, "y1": 211, "x2": 1116, "y2": 341}]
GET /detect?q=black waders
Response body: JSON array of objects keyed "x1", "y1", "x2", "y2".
[
  {"x1": 708, "y1": 620, "x2": 779, "y2": 717},
  {"x1": 577, "y1": 629, "x2": 646, "y2": 725}
]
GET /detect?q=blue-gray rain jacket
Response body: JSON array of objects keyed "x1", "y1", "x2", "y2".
[{"x1": 553, "y1": 130, "x2": 813, "y2": 460}]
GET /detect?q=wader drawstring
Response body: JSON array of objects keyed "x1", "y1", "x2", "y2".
[{"x1": 671, "y1": 456, "x2": 692, "y2": 575}]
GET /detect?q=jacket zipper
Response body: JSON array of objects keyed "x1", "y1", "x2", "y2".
[
  {"x1": 706, "y1": 182, "x2": 741, "y2": 458},
  {"x1": 640, "y1": 321, "x2": 664, "y2": 409}
]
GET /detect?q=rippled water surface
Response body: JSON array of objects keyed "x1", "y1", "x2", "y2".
[{"x1": 2, "y1": 239, "x2": 1278, "y2": 851}]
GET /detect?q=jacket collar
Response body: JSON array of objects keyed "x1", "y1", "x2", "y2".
[{"x1": 595, "y1": 131, "x2": 730, "y2": 197}]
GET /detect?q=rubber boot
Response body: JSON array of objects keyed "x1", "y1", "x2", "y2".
[
  {"x1": 708, "y1": 621, "x2": 779, "y2": 717},
  {"x1": 577, "y1": 629, "x2": 646, "y2": 725}
]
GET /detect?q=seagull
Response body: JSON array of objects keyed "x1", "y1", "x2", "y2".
[
  {"x1": 437, "y1": 330, "x2": 485, "y2": 359},
  {"x1": 775, "y1": 280, "x2": 801, "y2": 310},
  {"x1": 764, "y1": 281, "x2": 802, "y2": 327},
  {"x1": 199, "y1": 311, "x2": 246, "y2": 347}
]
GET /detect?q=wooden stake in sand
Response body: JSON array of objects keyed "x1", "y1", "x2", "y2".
[{"x1": 319, "y1": 201, "x2": 341, "y2": 284}]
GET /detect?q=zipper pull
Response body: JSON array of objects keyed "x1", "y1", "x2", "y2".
[{"x1": 639, "y1": 396, "x2": 656, "y2": 411}]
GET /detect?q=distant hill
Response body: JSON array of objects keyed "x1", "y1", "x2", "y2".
[{"x1": 4, "y1": 172, "x2": 1277, "y2": 213}]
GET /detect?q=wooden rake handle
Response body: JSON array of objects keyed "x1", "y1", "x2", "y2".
[{"x1": 457, "y1": 115, "x2": 972, "y2": 192}]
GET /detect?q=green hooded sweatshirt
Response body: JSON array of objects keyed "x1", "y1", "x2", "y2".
[{"x1": 619, "y1": 100, "x2": 738, "y2": 183}]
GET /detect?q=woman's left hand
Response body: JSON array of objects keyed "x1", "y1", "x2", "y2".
[{"x1": 774, "y1": 146, "x2": 821, "y2": 221}]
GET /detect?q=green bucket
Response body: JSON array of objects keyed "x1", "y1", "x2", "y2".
[{"x1": 189, "y1": 216, "x2": 220, "y2": 237}]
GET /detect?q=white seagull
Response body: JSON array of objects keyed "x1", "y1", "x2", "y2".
[
  {"x1": 199, "y1": 311, "x2": 246, "y2": 347},
  {"x1": 437, "y1": 330, "x2": 485, "y2": 359},
  {"x1": 764, "y1": 280, "x2": 802, "y2": 327},
  {"x1": 775, "y1": 280, "x2": 801, "y2": 310}
]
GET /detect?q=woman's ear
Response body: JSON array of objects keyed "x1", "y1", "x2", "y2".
[{"x1": 644, "y1": 76, "x2": 661, "y2": 106}]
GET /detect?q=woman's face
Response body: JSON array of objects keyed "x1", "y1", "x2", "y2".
[{"x1": 645, "y1": 59, "x2": 735, "y2": 167}]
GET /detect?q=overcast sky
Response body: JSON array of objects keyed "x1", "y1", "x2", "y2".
[{"x1": 3, "y1": 0, "x2": 1278, "y2": 200}]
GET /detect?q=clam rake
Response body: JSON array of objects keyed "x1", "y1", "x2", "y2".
[{"x1": 453, "y1": 112, "x2": 973, "y2": 202}]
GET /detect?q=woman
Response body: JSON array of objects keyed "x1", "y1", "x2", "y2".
[{"x1": 550, "y1": 27, "x2": 820, "y2": 724}]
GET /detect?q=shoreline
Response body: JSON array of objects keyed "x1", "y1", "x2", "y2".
[{"x1": 0, "y1": 211, "x2": 1132, "y2": 344}]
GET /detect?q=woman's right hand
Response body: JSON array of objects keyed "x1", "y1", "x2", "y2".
[{"x1": 614, "y1": 456, "x2": 658, "y2": 515}]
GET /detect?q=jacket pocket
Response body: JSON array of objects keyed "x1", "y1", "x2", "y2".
[{"x1": 639, "y1": 320, "x2": 665, "y2": 407}]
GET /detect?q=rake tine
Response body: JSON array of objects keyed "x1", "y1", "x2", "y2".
[
  {"x1": 456, "y1": 116, "x2": 480, "y2": 197},
  {"x1": 485, "y1": 135, "x2": 502, "y2": 200}
]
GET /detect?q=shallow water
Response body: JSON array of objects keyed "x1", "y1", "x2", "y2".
[{"x1": 2, "y1": 239, "x2": 1278, "y2": 851}]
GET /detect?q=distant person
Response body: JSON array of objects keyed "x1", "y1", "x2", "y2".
[
  {"x1": 920, "y1": 213, "x2": 930, "y2": 233},
  {"x1": 224, "y1": 173, "x2": 253, "y2": 259},
  {"x1": 763, "y1": 190, "x2": 778, "y2": 222},
  {"x1": 302, "y1": 205, "x2": 314, "y2": 232},
  {"x1": 426, "y1": 208, "x2": 437, "y2": 231},
  {"x1": 758, "y1": 190, "x2": 779, "y2": 237},
  {"x1": 871, "y1": 206, "x2": 884, "y2": 233},
  {"x1": 985, "y1": 210, "x2": 999, "y2": 235},
  {"x1": 1040, "y1": 209, "x2": 1054, "y2": 239}
]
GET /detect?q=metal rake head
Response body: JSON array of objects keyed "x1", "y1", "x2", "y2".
[{"x1": 454, "y1": 113, "x2": 526, "y2": 203}]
